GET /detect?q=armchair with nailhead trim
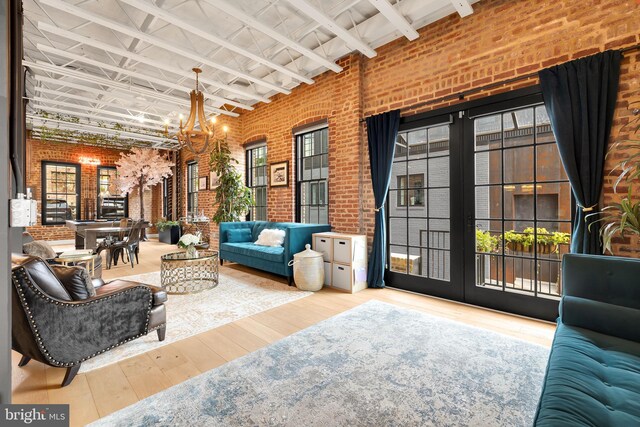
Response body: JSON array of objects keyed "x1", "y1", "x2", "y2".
[{"x1": 11, "y1": 254, "x2": 167, "y2": 387}]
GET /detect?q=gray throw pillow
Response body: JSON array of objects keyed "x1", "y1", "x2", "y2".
[
  {"x1": 50, "y1": 265, "x2": 97, "y2": 300},
  {"x1": 23, "y1": 240, "x2": 57, "y2": 260}
]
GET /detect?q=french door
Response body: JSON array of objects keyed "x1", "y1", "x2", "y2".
[
  {"x1": 386, "y1": 89, "x2": 571, "y2": 321},
  {"x1": 463, "y1": 94, "x2": 571, "y2": 320},
  {"x1": 386, "y1": 113, "x2": 464, "y2": 301}
]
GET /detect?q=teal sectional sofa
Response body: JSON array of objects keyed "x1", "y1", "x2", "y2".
[
  {"x1": 219, "y1": 221, "x2": 331, "y2": 285},
  {"x1": 534, "y1": 254, "x2": 640, "y2": 426}
]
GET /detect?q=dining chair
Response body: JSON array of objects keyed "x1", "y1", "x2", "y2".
[{"x1": 107, "y1": 220, "x2": 144, "y2": 269}]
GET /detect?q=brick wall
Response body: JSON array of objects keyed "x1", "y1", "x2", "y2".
[
  {"x1": 25, "y1": 138, "x2": 163, "y2": 241},
  {"x1": 178, "y1": 116, "x2": 243, "y2": 247},
  {"x1": 233, "y1": 0, "x2": 639, "y2": 257}
]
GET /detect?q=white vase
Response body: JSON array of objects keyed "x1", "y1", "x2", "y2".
[{"x1": 186, "y1": 244, "x2": 198, "y2": 258}]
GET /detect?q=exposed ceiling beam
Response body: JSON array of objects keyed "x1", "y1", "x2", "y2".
[
  {"x1": 29, "y1": 96, "x2": 177, "y2": 128},
  {"x1": 37, "y1": 23, "x2": 273, "y2": 103},
  {"x1": 284, "y1": 0, "x2": 377, "y2": 58},
  {"x1": 367, "y1": 0, "x2": 419, "y2": 41},
  {"x1": 38, "y1": 0, "x2": 285, "y2": 95},
  {"x1": 119, "y1": 0, "x2": 313, "y2": 85},
  {"x1": 450, "y1": 0, "x2": 473, "y2": 17},
  {"x1": 25, "y1": 60, "x2": 241, "y2": 117},
  {"x1": 33, "y1": 86, "x2": 169, "y2": 120},
  {"x1": 202, "y1": 0, "x2": 342, "y2": 73},
  {"x1": 33, "y1": 76, "x2": 182, "y2": 116},
  {"x1": 36, "y1": 43, "x2": 254, "y2": 110}
]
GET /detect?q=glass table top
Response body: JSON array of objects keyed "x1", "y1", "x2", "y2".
[{"x1": 161, "y1": 250, "x2": 218, "y2": 262}]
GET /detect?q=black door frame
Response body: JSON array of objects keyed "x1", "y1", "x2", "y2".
[
  {"x1": 385, "y1": 86, "x2": 567, "y2": 321},
  {"x1": 462, "y1": 90, "x2": 568, "y2": 321}
]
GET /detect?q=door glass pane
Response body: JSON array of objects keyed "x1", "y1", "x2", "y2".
[
  {"x1": 475, "y1": 114, "x2": 501, "y2": 151},
  {"x1": 503, "y1": 146, "x2": 534, "y2": 183},
  {"x1": 473, "y1": 103, "x2": 571, "y2": 299},
  {"x1": 388, "y1": 123, "x2": 451, "y2": 283}
]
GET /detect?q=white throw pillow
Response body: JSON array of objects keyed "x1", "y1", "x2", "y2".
[{"x1": 255, "y1": 229, "x2": 286, "y2": 247}]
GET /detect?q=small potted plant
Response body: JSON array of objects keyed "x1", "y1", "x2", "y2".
[
  {"x1": 476, "y1": 229, "x2": 499, "y2": 286},
  {"x1": 156, "y1": 219, "x2": 181, "y2": 244}
]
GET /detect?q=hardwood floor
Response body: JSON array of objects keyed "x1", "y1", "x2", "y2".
[{"x1": 12, "y1": 239, "x2": 556, "y2": 426}]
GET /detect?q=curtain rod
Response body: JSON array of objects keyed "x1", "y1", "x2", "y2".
[{"x1": 360, "y1": 43, "x2": 640, "y2": 123}]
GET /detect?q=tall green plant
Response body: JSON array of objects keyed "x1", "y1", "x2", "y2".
[
  {"x1": 209, "y1": 139, "x2": 253, "y2": 224},
  {"x1": 588, "y1": 99, "x2": 640, "y2": 253}
]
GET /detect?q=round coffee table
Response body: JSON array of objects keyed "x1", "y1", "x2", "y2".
[{"x1": 160, "y1": 250, "x2": 219, "y2": 294}]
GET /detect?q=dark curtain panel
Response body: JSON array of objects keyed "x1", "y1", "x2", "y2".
[
  {"x1": 366, "y1": 110, "x2": 401, "y2": 288},
  {"x1": 539, "y1": 50, "x2": 622, "y2": 254}
]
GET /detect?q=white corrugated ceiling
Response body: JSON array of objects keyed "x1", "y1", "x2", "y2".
[{"x1": 23, "y1": 0, "x2": 479, "y2": 149}]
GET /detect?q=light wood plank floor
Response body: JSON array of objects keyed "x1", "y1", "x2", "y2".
[{"x1": 12, "y1": 239, "x2": 556, "y2": 426}]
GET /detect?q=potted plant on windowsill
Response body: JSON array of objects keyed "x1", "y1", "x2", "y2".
[
  {"x1": 157, "y1": 219, "x2": 181, "y2": 245},
  {"x1": 475, "y1": 229, "x2": 499, "y2": 286},
  {"x1": 503, "y1": 228, "x2": 570, "y2": 254}
]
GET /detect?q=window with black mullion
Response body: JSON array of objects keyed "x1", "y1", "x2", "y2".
[
  {"x1": 246, "y1": 144, "x2": 268, "y2": 221},
  {"x1": 296, "y1": 128, "x2": 328, "y2": 224},
  {"x1": 187, "y1": 161, "x2": 198, "y2": 215},
  {"x1": 42, "y1": 161, "x2": 80, "y2": 225}
]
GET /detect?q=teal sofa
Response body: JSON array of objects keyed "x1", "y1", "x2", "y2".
[
  {"x1": 534, "y1": 254, "x2": 640, "y2": 426},
  {"x1": 219, "y1": 221, "x2": 331, "y2": 285}
]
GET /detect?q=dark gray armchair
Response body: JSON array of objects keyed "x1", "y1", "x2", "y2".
[{"x1": 11, "y1": 254, "x2": 167, "y2": 387}]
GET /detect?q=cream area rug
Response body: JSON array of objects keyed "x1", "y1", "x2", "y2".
[
  {"x1": 91, "y1": 301, "x2": 548, "y2": 426},
  {"x1": 81, "y1": 270, "x2": 311, "y2": 373}
]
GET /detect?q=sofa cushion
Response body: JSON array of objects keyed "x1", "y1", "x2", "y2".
[
  {"x1": 50, "y1": 265, "x2": 96, "y2": 300},
  {"x1": 16, "y1": 256, "x2": 73, "y2": 301},
  {"x1": 227, "y1": 228, "x2": 252, "y2": 243},
  {"x1": 255, "y1": 228, "x2": 286, "y2": 247},
  {"x1": 534, "y1": 322, "x2": 640, "y2": 426},
  {"x1": 252, "y1": 222, "x2": 272, "y2": 241},
  {"x1": 23, "y1": 240, "x2": 57, "y2": 260},
  {"x1": 221, "y1": 242, "x2": 284, "y2": 263}
]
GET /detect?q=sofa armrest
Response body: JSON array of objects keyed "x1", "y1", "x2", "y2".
[
  {"x1": 562, "y1": 254, "x2": 640, "y2": 309},
  {"x1": 284, "y1": 225, "x2": 332, "y2": 265},
  {"x1": 219, "y1": 221, "x2": 255, "y2": 245},
  {"x1": 560, "y1": 295, "x2": 640, "y2": 342}
]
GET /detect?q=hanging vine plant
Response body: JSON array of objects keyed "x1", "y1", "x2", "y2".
[
  {"x1": 209, "y1": 138, "x2": 253, "y2": 224},
  {"x1": 30, "y1": 110, "x2": 170, "y2": 148}
]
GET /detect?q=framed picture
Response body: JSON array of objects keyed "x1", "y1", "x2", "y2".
[
  {"x1": 270, "y1": 161, "x2": 289, "y2": 187},
  {"x1": 209, "y1": 171, "x2": 219, "y2": 190},
  {"x1": 198, "y1": 176, "x2": 208, "y2": 191}
]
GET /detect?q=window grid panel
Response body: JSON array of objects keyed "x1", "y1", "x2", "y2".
[
  {"x1": 297, "y1": 128, "x2": 329, "y2": 224},
  {"x1": 187, "y1": 162, "x2": 199, "y2": 215},
  {"x1": 474, "y1": 104, "x2": 571, "y2": 299},
  {"x1": 43, "y1": 163, "x2": 79, "y2": 225},
  {"x1": 388, "y1": 124, "x2": 451, "y2": 282},
  {"x1": 246, "y1": 145, "x2": 268, "y2": 221}
]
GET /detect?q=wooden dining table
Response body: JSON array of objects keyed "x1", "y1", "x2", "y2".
[{"x1": 84, "y1": 226, "x2": 132, "y2": 250}]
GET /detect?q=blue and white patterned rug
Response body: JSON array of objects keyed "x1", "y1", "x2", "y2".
[{"x1": 90, "y1": 300, "x2": 549, "y2": 427}]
